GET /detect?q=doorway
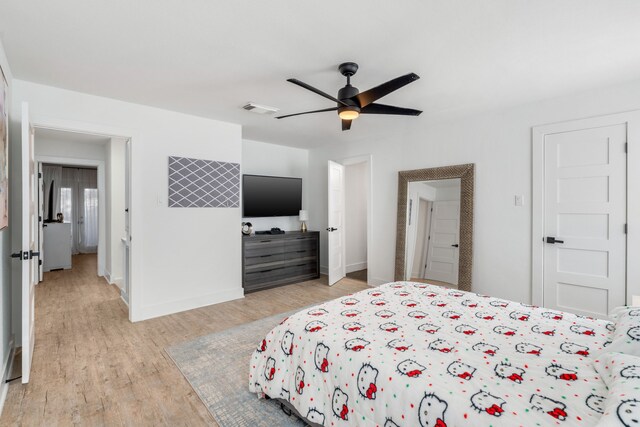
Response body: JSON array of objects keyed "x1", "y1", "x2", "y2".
[
  {"x1": 327, "y1": 155, "x2": 372, "y2": 286},
  {"x1": 32, "y1": 128, "x2": 130, "y2": 304},
  {"x1": 41, "y1": 164, "x2": 99, "y2": 273},
  {"x1": 344, "y1": 160, "x2": 369, "y2": 283}
]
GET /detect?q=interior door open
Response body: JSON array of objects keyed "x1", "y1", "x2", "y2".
[
  {"x1": 21, "y1": 102, "x2": 37, "y2": 383},
  {"x1": 327, "y1": 160, "x2": 345, "y2": 286}
]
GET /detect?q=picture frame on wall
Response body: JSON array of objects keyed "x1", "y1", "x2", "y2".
[{"x1": 0, "y1": 65, "x2": 8, "y2": 230}]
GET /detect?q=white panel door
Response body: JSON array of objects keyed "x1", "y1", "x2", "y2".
[
  {"x1": 327, "y1": 161, "x2": 345, "y2": 286},
  {"x1": 424, "y1": 201, "x2": 460, "y2": 285},
  {"x1": 21, "y1": 102, "x2": 37, "y2": 383},
  {"x1": 543, "y1": 124, "x2": 626, "y2": 318}
]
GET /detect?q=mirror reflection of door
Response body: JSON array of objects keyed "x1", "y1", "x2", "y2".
[{"x1": 404, "y1": 178, "x2": 461, "y2": 287}]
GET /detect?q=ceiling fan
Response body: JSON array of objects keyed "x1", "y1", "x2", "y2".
[{"x1": 276, "y1": 62, "x2": 422, "y2": 131}]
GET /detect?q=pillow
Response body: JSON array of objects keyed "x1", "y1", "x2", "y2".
[
  {"x1": 596, "y1": 307, "x2": 640, "y2": 358},
  {"x1": 593, "y1": 352, "x2": 640, "y2": 426}
]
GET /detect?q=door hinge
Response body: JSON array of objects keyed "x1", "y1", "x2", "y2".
[
  {"x1": 39, "y1": 260, "x2": 42, "y2": 266},
  {"x1": 38, "y1": 215, "x2": 42, "y2": 222},
  {"x1": 625, "y1": 223, "x2": 628, "y2": 234},
  {"x1": 625, "y1": 142, "x2": 628, "y2": 153},
  {"x1": 38, "y1": 172, "x2": 42, "y2": 178}
]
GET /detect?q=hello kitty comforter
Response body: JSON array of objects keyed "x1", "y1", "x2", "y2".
[{"x1": 249, "y1": 282, "x2": 615, "y2": 427}]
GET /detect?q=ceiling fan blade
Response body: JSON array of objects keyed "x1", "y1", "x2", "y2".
[
  {"x1": 342, "y1": 119, "x2": 352, "y2": 131},
  {"x1": 361, "y1": 103, "x2": 422, "y2": 116},
  {"x1": 287, "y1": 79, "x2": 349, "y2": 107},
  {"x1": 355, "y1": 73, "x2": 420, "y2": 108},
  {"x1": 275, "y1": 106, "x2": 338, "y2": 119}
]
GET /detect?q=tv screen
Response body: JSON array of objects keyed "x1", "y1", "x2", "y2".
[{"x1": 243, "y1": 175, "x2": 302, "y2": 217}]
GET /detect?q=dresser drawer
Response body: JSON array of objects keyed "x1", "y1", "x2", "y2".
[
  {"x1": 245, "y1": 252, "x2": 286, "y2": 267},
  {"x1": 244, "y1": 265, "x2": 289, "y2": 284},
  {"x1": 281, "y1": 261, "x2": 318, "y2": 277},
  {"x1": 245, "y1": 240, "x2": 285, "y2": 257},
  {"x1": 285, "y1": 237, "x2": 317, "y2": 252},
  {"x1": 285, "y1": 250, "x2": 318, "y2": 262}
]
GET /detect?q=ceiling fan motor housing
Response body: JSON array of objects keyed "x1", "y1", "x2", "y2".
[{"x1": 337, "y1": 84, "x2": 360, "y2": 116}]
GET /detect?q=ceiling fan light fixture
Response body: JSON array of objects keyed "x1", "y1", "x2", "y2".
[{"x1": 338, "y1": 106, "x2": 360, "y2": 120}]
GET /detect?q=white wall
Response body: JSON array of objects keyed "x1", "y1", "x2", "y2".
[
  {"x1": 105, "y1": 137, "x2": 126, "y2": 287},
  {"x1": 344, "y1": 161, "x2": 367, "y2": 273},
  {"x1": 35, "y1": 137, "x2": 106, "y2": 161},
  {"x1": 241, "y1": 139, "x2": 308, "y2": 232},
  {"x1": 9, "y1": 80, "x2": 243, "y2": 325},
  {"x1": 435, "y1": 186, "x2": 461, "y2": 202},
  {"x1": 308, "y1": 78, "x2": 640, "y2": 302},
  {"x1": 0, "y1": 38, "x2": 14, "y2": 413}
]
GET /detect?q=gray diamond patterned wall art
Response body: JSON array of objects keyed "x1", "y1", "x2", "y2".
[{"x1": 168, "y1": 156, "x2": 240, "y2": 208}]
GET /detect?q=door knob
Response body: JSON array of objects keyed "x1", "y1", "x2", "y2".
[
  {"x1": 545, "y1": 236, "x2": 564, "y2": 244},
  {"x1": 326, "y1": 227, "x2": 337, "y2": 232},
  {"x1": 451, "y1": 244, "x2": 459, "y2": 247}
]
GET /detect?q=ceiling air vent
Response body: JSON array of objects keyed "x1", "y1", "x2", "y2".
[{"x1": 242, "y1": 103, "x2": 279, "y2": 115}]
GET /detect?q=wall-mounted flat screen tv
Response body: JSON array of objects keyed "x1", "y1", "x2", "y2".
[{"x1": 242, "y1": 174, "x2": 302, "y2": 217}]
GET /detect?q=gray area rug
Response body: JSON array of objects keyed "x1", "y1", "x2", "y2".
[{"x1": 165, "y1": 311, "x2": 305, "y2": 427}]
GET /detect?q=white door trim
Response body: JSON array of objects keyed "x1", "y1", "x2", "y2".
[
  {"x1": 532, "y1": 110, "x2": 640, "y2": 307},
  {"x1": 35, "y1": 155, "x2": 106, "y2": 277},
  {"x1": 342, "y1": 154, "x2": 373, "y2": 286},
  {"x1": 27, "y1": 114, "x2": 139, "y2": 322}
]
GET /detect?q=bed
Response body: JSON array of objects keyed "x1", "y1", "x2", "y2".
[{"x1": 249, "y1": 281, "x2": 640, "y2": 426}]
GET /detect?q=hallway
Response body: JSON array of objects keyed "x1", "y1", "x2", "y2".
[{"x1": 0, "y1": 254, "x2": 368, "y2": 425}]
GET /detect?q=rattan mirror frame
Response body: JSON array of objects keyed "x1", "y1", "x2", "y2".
[{"x1": 394, "y1": 163, "x2": 475, "y2": 291}]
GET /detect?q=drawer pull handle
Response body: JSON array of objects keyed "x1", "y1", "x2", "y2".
[
  {"x1": 296, "y1": 250, "x2": 306, "y2": 253},
  {"x1": 296, "y1": 263, "x2": 307, "y2": 267},
  {"x1": 261, "y1": 267, "x2": 284, "y2": 273},
  {"x1": 260, "y1": 254, "x2": 272, "y2": 258},
  {"x1": 260, "y1": 240, "x2": 272, "y2": 243}
]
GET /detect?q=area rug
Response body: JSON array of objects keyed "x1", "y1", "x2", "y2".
[{"x1": 165, "y1": 310, "x2": 305, "y2": 427}]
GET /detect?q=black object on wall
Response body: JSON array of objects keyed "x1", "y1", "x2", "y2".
[{"x1": 242, "y1": 175, "x2": 302, "y2": 217}]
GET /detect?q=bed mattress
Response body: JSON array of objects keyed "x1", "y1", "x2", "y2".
[{"x1": 249, "y1": 282, "x2": 614, "y2": 426}]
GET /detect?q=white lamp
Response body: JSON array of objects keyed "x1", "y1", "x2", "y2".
[{"x1": 299, "y1": 210, "x2": 309, "y2": 232}]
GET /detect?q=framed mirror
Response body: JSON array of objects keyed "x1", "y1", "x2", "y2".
[{"x1": 394, "y1": 164, "x2": 475, "y2": 291}]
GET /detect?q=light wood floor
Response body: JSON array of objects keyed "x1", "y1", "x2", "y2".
[{"x1": 0, "y1": 254, "x2": 369, "y2": 426}]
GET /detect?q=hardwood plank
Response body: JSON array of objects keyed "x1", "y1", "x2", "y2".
[{"x1": 0, "y1": 254, "x2": 369, "y2": 426}]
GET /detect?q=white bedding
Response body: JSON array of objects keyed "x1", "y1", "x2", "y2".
[{"x1": 249, "y1": 282, "x2": 615, "y2": 426}]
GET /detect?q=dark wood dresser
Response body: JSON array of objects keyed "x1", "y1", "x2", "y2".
[{"x1": 242, "y1": 231, "x2": 320, "y2": 293}]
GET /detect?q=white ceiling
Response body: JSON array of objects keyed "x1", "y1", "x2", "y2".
[{"x1": 2, "y1": 1, "x2": 640, "y2": 148}]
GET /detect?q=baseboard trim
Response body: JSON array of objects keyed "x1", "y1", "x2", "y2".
[
  {"x1": 104, "y1": 272, "x2": 123, "y2": 289},
  {"x1": 133, "y1": 287, "x2": 245, "y2": 322},
  {"x1": 346, "y1": 262, "x2": 367, "y2": 274},
  {"x1": 0, "y1": 337, "x2": 16, "y2": 417}
]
